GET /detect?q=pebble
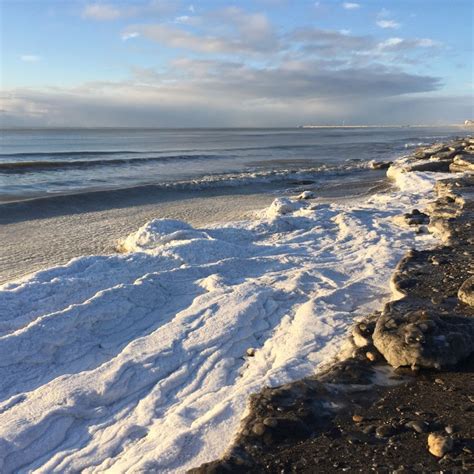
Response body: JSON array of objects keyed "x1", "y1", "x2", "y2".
[
  {"x1": 252, "y1": 423, "x2": 266, "y2": 436},
  {"x1": 405, "y1": 420, "x2": 428, "y2": 433},
  {"x1": 444, "y1": 425, "x2": 455, "y2": 434},
  {"x1": 263, "y1": 417, "x2": 278, "y2": 428},
  {"x1": 347, "y1": 434, "x2": 362, "y2": 445},
  {"x1": 246, "y1": 347, "x2": 256, "y2": 357},
  {"x1": 352, "y1": 414, "x2": 364, "y2": 423},
  {"x1": 427, "y1": 433, "x2": 453, "y2": 457},
  {"x1": 363, "y1": 424, "x2": 377, "y2": 434},
  {"x1": 376, "y1": 424, "x2": 395, "y2": 438},
  {"x1": 366, "y1": 351, "x2": 377, "y2": 362}
]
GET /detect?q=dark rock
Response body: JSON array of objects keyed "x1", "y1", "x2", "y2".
[
  {"x1": 376, "y1": 424, "x2": 396, "y2": 438},
  {"x1": 370, "y1": 160, "x2": 392, "y2": 170},
  {"x1": 405, "y1": 420, "x2": 429, "y2": 433},
  {"x1": 252, "y1": 423, "x2": 266, "y2": 436},
  {"x1": 363, "y1": 424, "x2": 377, "y2": 434},
  {"x1": 408, "y1": 160, "x2": 452, "y2": 172},
  {"x1": 262, "y1": 417, "x2": 278, "y2": 428},
  {"x1": 431, "y1": 150, "x2": 457, "y2": 160}
]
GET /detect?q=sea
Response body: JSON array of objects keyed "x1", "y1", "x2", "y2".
[{"x1": 0, "y1": 127, "x2": 462, "y2": 203}]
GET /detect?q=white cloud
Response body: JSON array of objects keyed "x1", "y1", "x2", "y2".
[
  {"x1": 83, "y1": 4, "x2": 121, "y2": 20},
  {"x1": 1, "y1": 4, "x2": 460, "y2": 128},
  {"x1": 1, "y1": 59, "x2": 454, "y2": 128},
  {"x1": 377, "y1": 37, "x2": 403, "y2": 49},
  {"x1": 417, "y1": 38, "x2": 440, "y2": 47},
  {"x1": 20, "y1": 55, "x2": 41, "y2": 62},
  {"x1": 82, "y1": 1, "x2": 177, "y2": 21},
  {"x1": 122, "y1": 32, "x2": 140, "y2": 41},
  {"x1": 376, "y1": 19, "x2": 400, "y2": 29},
  {"x1": 342, "y1": 2, "x2": 360, "y2": 10},
  {"x1": 132, "y1": 7, "x2": 278, "y2": 54},
  {"x1": 378, "y1": 37, "x2": 441, "y2": 52},
  {"x1": 188, "y1": 4, "x2": 195, "y2": 13},
  {"x1": 173, "y1": 15, "x2": 200, "y2": 25}
]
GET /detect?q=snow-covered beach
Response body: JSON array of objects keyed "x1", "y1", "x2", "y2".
[
  {"x1": 0, "y1": 158, "x2": 442, "y2": 472},
  {"x1": 2, "y1": 0, "x2": 472, "y2": 469}
]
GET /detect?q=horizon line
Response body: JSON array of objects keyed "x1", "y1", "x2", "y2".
[{"x1": 0, "y1": 124, "x2": 470, "y2": 131}]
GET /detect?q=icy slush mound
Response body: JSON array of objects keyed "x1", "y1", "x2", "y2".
[
  {"x1": 263, "y1": 197, "x2": 303, "y2": 218},
  {"x1": 119, "y1": 218, "x2": 209, "y2": 252}
]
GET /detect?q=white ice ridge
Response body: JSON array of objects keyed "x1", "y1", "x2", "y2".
[{"x1": 0, "y1": 169, "x2": 440, "y2": 473}]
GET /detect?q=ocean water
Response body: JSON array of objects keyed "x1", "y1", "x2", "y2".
[{"x1": 0, "y1": 127, "x2": 461, "y2": 203}]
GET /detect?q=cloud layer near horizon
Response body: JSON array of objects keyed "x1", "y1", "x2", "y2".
[{"x1": 1, "y1": 3, "x2": 471, "y2": 127}]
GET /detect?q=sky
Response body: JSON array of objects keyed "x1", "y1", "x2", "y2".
[{"x1": 0, "y1": 0, "x2": 473, "y2": 127}]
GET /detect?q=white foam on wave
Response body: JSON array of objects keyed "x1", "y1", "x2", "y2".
[{"x1": 0, "y1": 166, "x2": 441, "y2": 473}]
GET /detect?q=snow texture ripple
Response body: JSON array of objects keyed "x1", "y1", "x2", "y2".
[{"x1": 0, "y1": 169, "x2": 440, "y2": 473}]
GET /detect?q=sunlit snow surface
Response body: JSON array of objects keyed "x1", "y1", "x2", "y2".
[{"x1": 0, "y1": 169, "x2": 439, "y2": 473}]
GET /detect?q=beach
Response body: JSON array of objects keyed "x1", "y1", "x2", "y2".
[
  {"x1": 0, "y1": 128, "x2": 471, "y2": 472},
  {"x1": 193, "y1": 137, "x2": 474, "y2": 473},
  {"x1": 0, "y1": 127, "x2": 458, "y2": 284},
  {"x1": 3, "y1": 0, "x2": 473, "y2": 470}
]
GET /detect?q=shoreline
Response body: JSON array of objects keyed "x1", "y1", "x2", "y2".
[
  {"x1": 191, "y1": 137, "x2": 474, "y2": 472},
  {"x1": 0, "y1": 152, "x2": 433, "y2": 472},
  {"x1": 0, "y1": 189, "x2": 274, "y2": 285},
  {"x1": 1, "y1": 138, "x2": 471, "y2": 472},
  {"x1": 0, "y1": 173, "x2": 388, "y2": 285},
  {"x1": 1, "y1": 125, "x2": 469, "y2": 131}
]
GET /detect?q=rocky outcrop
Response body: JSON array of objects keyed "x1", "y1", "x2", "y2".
[
  {"x1": 451, "y1": 154, "x2": 474, "y2": 173},
  {"x1": 373, "y1": 303, "x2": 474, "y2": 369},
  {"x1": 373, "y1": 173, "x2": 474, "y2": 369},
  {"x1": 405, "y1": 137, "x2": 474, "y2": 174},
  {"x1": 408, "y1": 160, "x2": 452, "y2": 173}
]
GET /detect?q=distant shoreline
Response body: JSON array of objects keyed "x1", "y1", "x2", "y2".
[
  {"x1": 0, "y1": 124, "x2": 468, "y2": 131},
  {"x1": 299, "y1": 124, "x2": 469, "y2": 129}
]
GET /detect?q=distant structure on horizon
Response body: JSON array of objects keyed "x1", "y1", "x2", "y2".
[{"x1": 297, "y1": 121, "x2": 474, "y2": 129}]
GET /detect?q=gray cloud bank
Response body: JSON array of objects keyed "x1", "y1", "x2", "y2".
[{"x1": 1, "y1": 7, "x2": 471, "y2": 127}]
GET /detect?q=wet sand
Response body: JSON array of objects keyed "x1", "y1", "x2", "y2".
[
  {"x1": 0, "y1": 172, "x2": 389, "y2": 285},
  {"x1": 0, "y1": 189, "x2": 274, "y2": 285}
]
